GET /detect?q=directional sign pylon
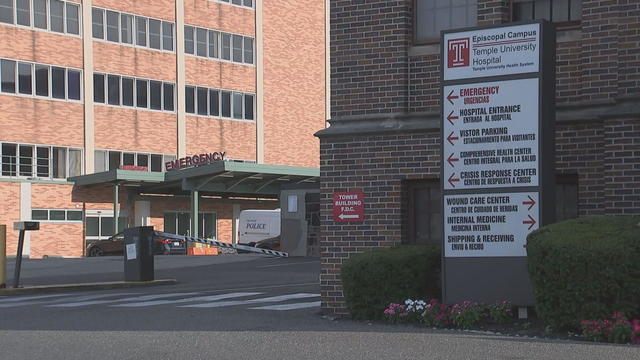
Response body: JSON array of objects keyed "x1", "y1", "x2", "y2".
[
  {"x1": 447, "y1": 153, "x2": 459, "y2": 167},
  {"x1": 522, "y1": 195, "x2": 536, "y2": 210},
  {"x1": 523, "y1": 214, "x2": 537, "y2": 230},
  {"x1": 448, "y1": 173, "x2": 460, "y2": 187},
  {"x1": 447, "y1": 111, "x2": 459, "y2": 125},
  {"x1": 447, "y1": 90, "x2": 459, "y2": 105},
  {"x1": 447, "y1": 131, "x2": 459, "y2": 146}
]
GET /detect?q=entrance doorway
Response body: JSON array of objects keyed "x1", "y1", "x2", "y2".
[{"x1": 163, "y1": 211, "x2": 217, "y2": 239}]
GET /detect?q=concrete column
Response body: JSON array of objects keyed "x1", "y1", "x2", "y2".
[
  {"x1": 134, "y1": 201, "x2": 151, "y2": 226},
  {"x1": 113, "y1": 184, "x2": 120, "y2": 235},
  {"x1": 232, "y1": 204, "x2": 241, "y2": 244},
  {"x1": 325, "y1": 0, "x2": 330, "y2": 127},
  {"x1": 19, "y1": 183, "x2": 31, "y2": 257},
  {"x1": 255, "y1": 0, "x2": 264, "y2": 163},
  {"x1": 176, "y1": 0, "x2": 187, "y2": 158},
  {"x1": 82, "y1": 0, "x2": 95, "y2": 173},
  {"x1": 190, "y1": 190, "x2": 199, "y2": 238}
]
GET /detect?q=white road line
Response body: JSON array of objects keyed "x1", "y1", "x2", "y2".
[
  {"x1": 257, "y1": 261, "x2": 319, "y2": 268},
  {"x1": 249, "y1": 301, "x2": 321, "y2": 311},
  {"x1": 0, "y1": 293, "x2": 74, "y2": 303},
  {"x1": 0, "y1": 292, "x2": 139, "y2": 308},
  {"x1": 110, "y1": 292, "x2": 263, "y2": 307},
  {"x1": 47, "y1": 292, "x2": 200, "y2": 308},
  {"x1": 180, "y1": 293, "x2": 320, "y2": 308}
]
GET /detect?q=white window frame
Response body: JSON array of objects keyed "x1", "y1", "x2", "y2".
[
  {"x1": 95, "y1": 148, "x2": 176, "y2": 173},
  {"x1": 93, "y1": 72, "x2": 176, "y2": 113},
  {"x1": 185, "y1": 84, "x2": 255, "y2": 122},
  {"x1": 91, "y1": 6, "x2": 175, "y2": 54},
  {"x1": 0, "y1": 57, "x2": 83, "y2": 102},
  {"x1": 164, "y1": 210, "x2": 218, "y2": 239},
  {"x1": 0, "y1": 141, "x2": 83, "y2": 180},
  {"x1": 184, "y1": 24, "x2": 255, "y2": 66},
  {"x1": 0, "y1": 0, "x2": 82, "y2": 37},
  {"x1": 84, "y1": 209, "x2": 128, "y2": 242},
  {"x1": 31, "y1": 208, "x2": 83, "y2": 222},
  {"x1": 212, "y1": 0, "x2": 254, "y2": 10}
]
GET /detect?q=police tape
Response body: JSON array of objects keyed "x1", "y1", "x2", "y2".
[{"x1": 153, "y1": 231, "x2": 288, "y2": 258}]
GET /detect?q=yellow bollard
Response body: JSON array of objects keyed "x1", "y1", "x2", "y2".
[{"x1": 0, "y1": 225, "x2": 5, "y2": 288}]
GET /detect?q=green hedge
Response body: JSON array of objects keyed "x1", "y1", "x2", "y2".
[
  {"x1": 341, "y1": 245, "x2": 441, "y2": 320},
  {"x1": 527, "y1": 216, "x2": 640, "y2": 331}
]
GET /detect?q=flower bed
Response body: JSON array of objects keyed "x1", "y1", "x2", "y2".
[{"x1": 382, "y1": 298, "x2": 640, "y2": 345}]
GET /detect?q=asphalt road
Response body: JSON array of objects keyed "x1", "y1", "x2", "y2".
[{"x1": 1, "y1": 255, "x2": 638, "y2": 359}]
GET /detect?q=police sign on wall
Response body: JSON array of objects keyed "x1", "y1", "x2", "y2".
[{"x1": 440, "y1": 21, "x2": 556, "y2": 306}]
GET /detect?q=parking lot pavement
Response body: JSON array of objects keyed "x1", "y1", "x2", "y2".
[
  {"x1": 1, "y1": 256, "x2": 637, "y2": 360},
  {"x1": 4, "y1": 253, "x2": 304, "y2": 287}
]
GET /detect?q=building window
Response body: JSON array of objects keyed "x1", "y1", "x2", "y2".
[
  {"x1": 184, "y1": 24, "x2": 254, "y2": 65},
  {"x1": 556, "y1": 174, "x2": 578, "y2": 221},
  {"x1": 92, "y1": 7, "x2": 174, "y2": 53},
  {"x1": 120, "y1": 13, "x2": 133, "y2": 44},
  {"x1": 164, "y1": 211, "x2": 217, "y2": 238},
  {"x1": 0, "y1": 142, "x2": 82, "y2": 179},
  {"x1": 136, "y1": 16, "x2": 146, "y2": 46},
  {"x1": 162, "y1": 21, "x2": 173, "y2": 51},
  {"x1": 214, "y1": 0, "x2": 254, "y2": 9},
  {"x1": 85, "y1": 210, "x2": 127, "y2": 242},
  {"x1": 221, "y1": 33, "x2": 231, "y2": 61},
  {"x1": 512, "y1": 0, "x2": 581, "y2": 23},
  {"x1": 0, "y1": 57, "x2": 82, "y2": 101},
  {"x1": 0, "y1": 0, "x2": 80, "y2": 35},
  {"x1": 94, "y1": 149, "x2": 175, "y2": 173},
  {"x1": 404, "y1": 179, "x2": 442, "y2": 245},
  {"x1": 16, "y1": 0, "x2": 29, "y2": 26},
  {"x1": 186, "y1": 85, "x2": 255, "y2": 121},
  {"x1": 414, "y1": 0, "x2": 477, "y2": 43},
  {"x1": 93, "y1": 72, "x2": 175, "y2": 112},
  {"x1": 32, "y1": 209, "x2": 83, "y2": 222}
]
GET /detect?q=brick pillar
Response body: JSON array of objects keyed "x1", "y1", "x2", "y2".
[
  {"x1": 580, "y1": 0, "x2": 620, "y2": 101},
  {"x1": 616, "y1": 0, "x2": 640, "y2": 97},
  {"x1": 330, "y1": 0, "x2": 412, "y2": 117},
  {"x1": 477, "y1": 0, "x2": 510, "y2": 25},
  {"x1": 603, "y1": 117, "x2": 640, "y2": 214}
]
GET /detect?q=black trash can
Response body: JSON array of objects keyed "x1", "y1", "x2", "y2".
[{"x1": 123, "y1": 226, "x2": 155, "y2": 282}]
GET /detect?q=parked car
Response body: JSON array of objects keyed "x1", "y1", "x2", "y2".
[{"x1": 86, "y1": 232, "x2": 184, "y2": 257}]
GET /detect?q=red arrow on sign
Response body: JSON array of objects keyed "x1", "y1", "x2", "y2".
[
  {"x1": 522, "y1": 195, "x2": 536, "y2": 211},
  {"x1": 447, "y1": 153, "x2": 459, "y2": 167},
  {"x1": 448, "y1": 173, "x2": 460, "y2": 187},
  {"x1": 447, "y1": 111, "x2": 459, "y2": 125},
  {"x1": 523, "y1": 215, "x2": 537, "y2": 230},
  {"x1": 447, "y1": 90, "x2": 459, "y2": 105},
  {"x1": 447, "y1": 131, "x2": 459, "y2": 146}
]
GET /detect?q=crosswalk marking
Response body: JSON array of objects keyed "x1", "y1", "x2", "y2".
[
  {"x1": 47, "y1": 292, "x2": 200, "y2": 308},
  {"x1": 249, "y1": 301, "x2": 321, "y2": 311},
  {"x1": 110, "y1": 292, "x2": 263, "y2": 307},
  {"x1": 0, "y1": 292, "x2": 139, "y2": 308},
  {"x1": 179, "y1": 293, "x2": 320, "y2": 308},
  {"x1": 0, "y1": 293, "x2": 74, "y2": 303},
  {"x1": 1, "y1": 291, "x2": 321, "y2": 312}
]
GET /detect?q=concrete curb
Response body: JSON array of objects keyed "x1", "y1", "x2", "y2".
[{"x1": 0, "y1": 279, "x2": 178, "y2": 296}]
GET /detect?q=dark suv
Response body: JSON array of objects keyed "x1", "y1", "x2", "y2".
[{"x1": 86, "y1": 232, "x2": 184, "y2": 257}]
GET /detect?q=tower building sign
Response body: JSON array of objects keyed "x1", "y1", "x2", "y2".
[{"x1": 440, "y1": 21, "x2": 556, "y2": 306}]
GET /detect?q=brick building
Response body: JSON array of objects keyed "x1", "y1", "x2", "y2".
[
  {"x1": 317, "y1": 0, "x2": 640, "y2": 316},
  {"x1": 0, "y1": 0, "x2": 327, "y2": 258}
]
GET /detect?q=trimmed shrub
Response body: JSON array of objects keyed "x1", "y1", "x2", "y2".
[
  {"x1": 341, "y1": 245, "x2": 441, "y2": 320},
  {"x1": 527, "y1": 216, "x2": 640, "y2": 331}
]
